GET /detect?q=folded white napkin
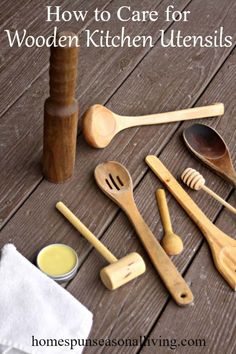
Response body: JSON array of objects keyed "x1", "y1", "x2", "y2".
[{"x1": 0, "y1": 244, "x2": 93, "y2": 354}]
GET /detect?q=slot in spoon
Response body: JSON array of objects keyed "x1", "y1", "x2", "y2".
[
  {"x1": 183, "y1": 123, "x2": 236, "y2": 187},
  {"x1": 94, "y1": 161, "x2": 193, "y2": 306}
]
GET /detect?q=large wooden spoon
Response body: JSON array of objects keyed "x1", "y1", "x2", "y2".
[
  {"x1": 146, "y1": 156, "x2": 236, "y2": 291},
  {"x1": 183, "y1": 123, "x2": 236, "y2": 187},
  {"x1": 94, "y1": 161, "x2": 193, "y2": 306},
  {"x1": 83, "y1": 103, "x2": 224, "y2": 148}
]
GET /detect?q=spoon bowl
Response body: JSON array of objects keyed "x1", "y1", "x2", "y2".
[
  {"x1": 94, "y1": 161, "x2": 132, "y2": 201},
  {"x1": 183, "y1": 124, "x2": 236, "y2": 187},
  {"x1": 82, "y1": 105, "x2": 117, "y2": 148},
  {"x1": 161, "y1": 232, "x2": 184, "y2": 256}
]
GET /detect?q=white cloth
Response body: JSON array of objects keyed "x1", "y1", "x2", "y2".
[{"x1": 0, "y1": 244, "x2": 93, "y2": 354}]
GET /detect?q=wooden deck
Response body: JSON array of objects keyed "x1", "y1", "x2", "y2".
[{"x1": 0, "y1": 0, "x2": 235, "y2": 352}]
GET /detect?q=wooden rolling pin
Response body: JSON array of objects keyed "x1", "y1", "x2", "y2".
[{"x1": 42, "y1": 32, "x2": 79, "y2": 183}]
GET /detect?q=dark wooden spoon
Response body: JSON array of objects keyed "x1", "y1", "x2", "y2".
[{"x1": 183, "y1": 123, "x2": 236, "y2": 187}]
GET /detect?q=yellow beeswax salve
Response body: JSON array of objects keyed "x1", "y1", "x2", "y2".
[{"x1": 37, "y1": 244, "x2": 79, "y2": 281}]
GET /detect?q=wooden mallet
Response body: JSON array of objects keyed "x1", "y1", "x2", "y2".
[
  {"x1": 56, "y1": 202, "x2": 146, "y2": 290},
  {"x1": 181, "y1": 168, "x2": 236, "y2": 215}
]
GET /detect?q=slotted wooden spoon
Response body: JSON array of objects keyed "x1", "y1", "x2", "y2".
[
  {"x1": 94, "y1": 161, "x2": 193, "y2": 306},
  {"x1": 146, "y1": 155, "x2": 236, "y2": 290}
]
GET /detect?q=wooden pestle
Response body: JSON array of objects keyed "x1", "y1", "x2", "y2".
[
  {"x1": 156, "y1": 189, "x2": 184, "y2": 256},
  {"x1": 42, "y1": 32, "x2": 79, "y2": 183}
]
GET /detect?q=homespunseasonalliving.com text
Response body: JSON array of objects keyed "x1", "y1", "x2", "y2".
[
  {"x1": 32, "y1": 335, "x2": 206, "y2": 351},
  {"x1": 4, "y1": 5, "x2": 233, "y2": 48}
]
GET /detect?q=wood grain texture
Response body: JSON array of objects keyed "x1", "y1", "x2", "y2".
[
  {"x1": 0, "y1": 41, "x2": 233, "y2": 354},
  {"x1": 0, "y1": 0, "x2": 33, "y2": 32},
  {"x1": 0, "y1": 0, "x2": 190, "y2": 227},
  {"x1": 0, "y1": 0, "x2": 235, "y2": 352},
  {"x1": 0, "y1": 0, "x2": 112, "y2": 118}
]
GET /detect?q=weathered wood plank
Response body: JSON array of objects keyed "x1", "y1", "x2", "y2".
[
  {"x1": 0, "y1": 0, "x2": 191, "y2": 226},
  {"x1": 0, "y1": 0, "x2": 33, "y2": 31},
  {"x1": 0, "y1": 0, "x2": 235, "y2": 351},
  {"x1": 0, "y1": 0, "x2": 113, "y2": 118},
  {"x1": 140, "y1": 192, "x2": 236, "y2": 354}
]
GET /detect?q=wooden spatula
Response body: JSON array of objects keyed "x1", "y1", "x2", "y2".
[
  {"x1": 146, "y1": 155, "x2": 236, "y2": 291},
  {"x1": 94, "y1": 161, "x2": 193, "y2": 306}
]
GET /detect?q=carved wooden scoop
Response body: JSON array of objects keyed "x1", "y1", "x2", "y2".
[
  {"x1": 83, "y1": 103, "x2": 224, "y2": 148},
  {"x1": 183, "y1": 124, "x2": 236, "y2": 187},
  {"x1": 94, "y1": 161, "x2": 193, "y2": 306},
  {"x1": 146, "y1": 156, "x2": 236, "y2": 291}
]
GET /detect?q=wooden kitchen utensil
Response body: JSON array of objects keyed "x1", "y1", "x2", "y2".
[
  {"x1": 94, "y1": 161, "x2": 193, "y2": 306},
  {"x1": 156, "y1": 189, "x2": 184, "y2": 256},
  {"x1": 56, "y1": 202, "x2": 146, "y2": 290},
  {"x1": 183, "y1": 124, "x2": 236, "y2": 187},
  {"x1": 146, "y1": 156, "x2": 236, "y2": 290},
  {"x1": 43, "y1": 32, "x2": 79, "y2": 183},
  {"x1": 182, "y1": 168, "x2": 236, "y2": 215},
  {"x1": 83, "y1": 103, "x2": 224, "y2": 148}
]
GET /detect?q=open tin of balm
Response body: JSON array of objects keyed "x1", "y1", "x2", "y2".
[{"x1": 37, "y1": 244, "x2": 79, "y2": 282}]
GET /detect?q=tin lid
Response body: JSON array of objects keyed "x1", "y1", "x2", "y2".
[{"x1": 36, "y1": 244, "x2": 79, "y2": 282}]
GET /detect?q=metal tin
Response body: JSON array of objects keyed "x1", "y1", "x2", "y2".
[{"x1": 36, "y1": 244, "x2": 79, "y2": 283}]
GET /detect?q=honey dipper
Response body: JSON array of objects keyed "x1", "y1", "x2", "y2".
[{"x1": 181, "y1": 168, "x2": 236, "y2": 216}]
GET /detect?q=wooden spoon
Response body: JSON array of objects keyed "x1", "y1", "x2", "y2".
[
  {"x1": 94, "y1": 161, "x2": 193, "y2": 306},
  {"x1": 183, "y1": 123, "x2": 236, "y2": 187},
  {"x1": 83, "y1": 103, "x2": 224, "y2": 148},
  {"x1": 156, "y1": 189, "x2": 184, "y2": 256},
  {"x1": 146, "y1": 156, "x2": 236, "y2": 291}
]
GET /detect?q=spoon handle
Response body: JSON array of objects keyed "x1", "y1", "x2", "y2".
[
  {"x1": 120, "y1": 103, "x2": 224, "y2": 129},
  {"x1": 124, "y1": 202, "x2": 193, "y2": 306},
  {"x1": 203, "y1": 185, "x2": 236, "y2": 215},
  {"x1": 56, "y1": 202, "x2": 118, "y2": 264},
  {"x1": 227, "y1": 173, "x2": 236, "y2": 188}
]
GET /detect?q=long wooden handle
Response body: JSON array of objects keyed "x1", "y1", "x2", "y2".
[
  {"x1": 56, "y1": 202, "x2": 117, "y2": 264},
  {"x1": 203, "y1": 185, "x2": 236, "y2": 215},
  {"x1": 125, "y1": 203, "x2": 193, "y2": 306},
  {"x1": 156, "y1": 189, "x2": 173, "y2": 233},
  {"x1": 121, "y1": 103, "x2": 224, "y2": 128}
]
